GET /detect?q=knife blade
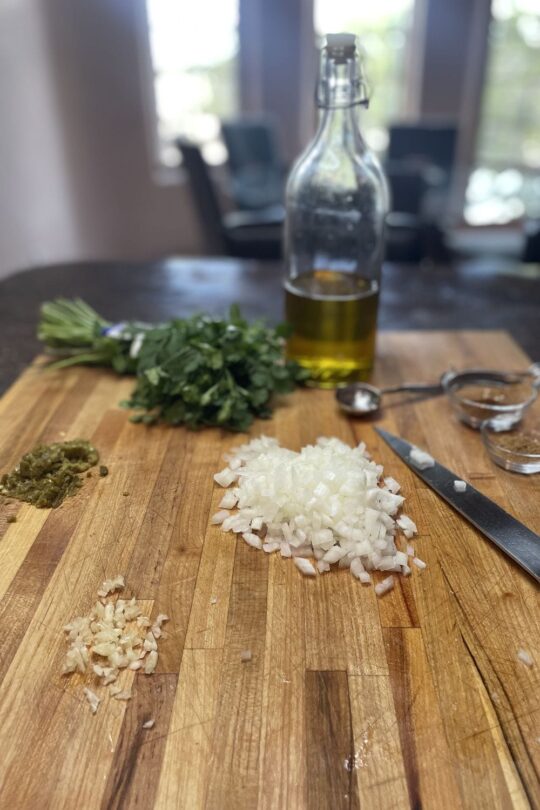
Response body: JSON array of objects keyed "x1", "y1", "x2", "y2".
[{"x1": 375, "y1": 427, "x2": 540, "y2": 584}]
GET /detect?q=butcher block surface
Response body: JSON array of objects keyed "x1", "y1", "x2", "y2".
[{"x1": 0, "y1": 330, "x2": 538, "y2": 810}]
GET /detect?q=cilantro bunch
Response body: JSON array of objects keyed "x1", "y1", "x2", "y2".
[{"x1": 38, "y1": 299, "x2": 307, "y2": 432}]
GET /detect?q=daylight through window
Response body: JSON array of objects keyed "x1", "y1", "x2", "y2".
[
  {"x1": 465, "y1": 0, "x2": 540, "y2": 224},
  {"x1": 146, "y1": 0, "x2": 239, "y2": 166}
]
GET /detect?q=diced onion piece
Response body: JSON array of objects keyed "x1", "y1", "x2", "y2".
[
  {"x1": 394, "y1": 551, "x2": 408, "y2": 567},
  {"x1": 412, "y1": 557, "x2": 427, "y2": 570},
  {"x1": 397, "y1": 515, "x2": 418, "y2": 537},
  {"x1": 350, "y1": 558, "x2": 365, "y2": 580},
  {"x1": 378, "y1": 556, "x2": 399, "y2": 571},
  {"x1": 144, "y1": 650, "x2": 158, "y2": 674},
  {"x1": 97, "y1": 574, "x2": 125, "y2": 598},
  {"x1": 83, "y1": 687, "x2": 101, "y2": 714},
  {"x1": 323, "y1": 545, "x2": 347, "y2": 564},
  {"x1": 243, "y1": 532, "x2": 263, "y2": 550},
  {"x1": 517, "y1": 648, "x2": 534, "y2": 668},
  {"x1": 213, "y1": 468, "x2": 237, "y2": 487},
  {"x1": 143, "y1": 632, "x2": 157, "y2": 652},
  {"x1": 453, "y1": 480, "x2": 467, "y2": 493},
  {"x1": 383, "y1": 477, "x2": 401, "y2": 494},
  {"x1": 293, "y1": 558, "x2": 317, "y2": 576},
  {"x1": 374, "y1": 575, "x2": 395, "y2": 597},
  {"x1": 219, "y1": 491, "x2": 238, "y2": 509},
  {"x1": 113, "y1": 689, "x2": 132, "y2": 701},
  {"x1": 291, "y1": 544, "x2": 314, "y2": 558},
  {"x1": 409, "y1": 447, "x2": 435, "y2": 470},
  {"x1": 211, "y1": 510, "x2": 229, "y2": 525}
]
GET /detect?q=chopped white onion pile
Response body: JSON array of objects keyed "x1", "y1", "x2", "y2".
[
  {"x1": 212, "y1": 436, "x2": 422, "y2": 594},
  {"x1": 453, "y1": 480, "x2": 467, "y2": 493},
  {"x1": 62, "y1": 576, "x2": 169, "y2": 714},
  {"x1": 409, "y1": 447, "x2": 435, "y2": 470}
]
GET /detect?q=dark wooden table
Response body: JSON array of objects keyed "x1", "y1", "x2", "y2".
[{"x1": 1, "y1": 256, "x2": 539, "y2": 393}]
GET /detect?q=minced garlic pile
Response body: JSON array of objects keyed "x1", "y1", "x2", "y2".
[{"x1": 62, "y1": 575, "x2": 168, "y2": 714}]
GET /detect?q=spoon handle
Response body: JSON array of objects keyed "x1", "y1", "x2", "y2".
[{"x1": 380, "y1": 382, "x2": 444, "y2": 396}]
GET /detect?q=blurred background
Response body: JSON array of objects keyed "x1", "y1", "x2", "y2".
[{"x1": 0, "y1": 0, "x2": 539, "y2": 278}]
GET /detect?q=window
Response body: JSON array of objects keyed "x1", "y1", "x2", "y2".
[
  {"x1": 465, "y1": 0, "x2": 540, "y2": 224},
  {"x1": 145, "y1": 0, "x2": 239, "y2": 166},
  {"x1": 314, "y1": 0, "x2": 415, "y2": 154}
]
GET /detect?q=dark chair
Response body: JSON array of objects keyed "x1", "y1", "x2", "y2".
[
  {"x1": 221, "y1": 119, "x2": 285, "y2": 211},
  {"x1": 177, "y1": 138, "x2": 284, "y2": 260},
  {"x1": 386, "y1": 123, "x2": 458, "y2": 219},
  {"x1": 387, "y1": 124, "x2": 457, "y2": 181},
  {"x1": 382, "y1": 123, "x2": 457, "y2": 262},
  {"x1": 523, "y1": 219, "x2": 540, "y2": 263}
]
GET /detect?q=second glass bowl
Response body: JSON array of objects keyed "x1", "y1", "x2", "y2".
[{"x1": 481, "y1": 412, "x2": 540, "y2": 474}]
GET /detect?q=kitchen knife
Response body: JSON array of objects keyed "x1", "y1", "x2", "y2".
[{"x1": 375, "y1": 427, "x2": 540, "y2": 584}]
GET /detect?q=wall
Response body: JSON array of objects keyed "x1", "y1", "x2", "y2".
[
  {"x1": 0, "y1": 0, "x2": 80, "y2": 277},
  {"x1": 0, "y1": 0, "x2": 201, "y2": 281}
]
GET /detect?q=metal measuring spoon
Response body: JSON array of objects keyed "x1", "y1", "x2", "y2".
[
  {"x1": 336, "y1": 380, "x2": 444, "y2": 415},
  {"x1": 336, "y1": 365, "x2": 540, "y2": 417}
]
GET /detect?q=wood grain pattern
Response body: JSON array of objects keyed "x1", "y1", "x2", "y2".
[
  {"x1": 305, "y1": 670, "x2": 360, "y2": 810},
  {"x1": 0, "y1": 332, "x2": 539, "y2": 810}
]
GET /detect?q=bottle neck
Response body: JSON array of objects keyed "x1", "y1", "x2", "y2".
[
  {"x1": 315, "y1": 104, "x2": 366, "y2": 153},
  {"x1": 314, "y1": 45, "x2": 369, "y2": 152}
]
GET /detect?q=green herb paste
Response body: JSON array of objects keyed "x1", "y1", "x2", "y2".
[{"x1": 0, "y1": 440, "x2": 99, "y2": 508}]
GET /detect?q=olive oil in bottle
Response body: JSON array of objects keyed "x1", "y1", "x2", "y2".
[
  {"x1": 285, "y1": 270, "x2": 378, "y2": 387},
  {"x1": 283, "y1": 34, "x2": 388, "y2": 387}
]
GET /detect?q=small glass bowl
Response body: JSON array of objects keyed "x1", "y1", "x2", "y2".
[
  {"x1": 481, "y1": 413, "x2": 540, "y2": 474},
  {"x1": 442, "y1": 371, "x2": 538, "y2": 429}
]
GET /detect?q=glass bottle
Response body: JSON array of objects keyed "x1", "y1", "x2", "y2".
[{"x1": 284, "y1": 33, "x2": 388, "y2": 387}]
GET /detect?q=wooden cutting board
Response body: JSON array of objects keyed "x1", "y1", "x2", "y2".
[{"x1": 0, "y1": 331, "x2": 538, "y2": 810}]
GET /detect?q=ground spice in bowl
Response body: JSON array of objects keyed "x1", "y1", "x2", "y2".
[
  {"x1": 457, "y1": 383, "x2": 532, "y2": 406},
  {"x1": 489, "y1": 431, "x2": 540, "y2": 456},
  {"x1": 481, "y1": 412, "x2": 540, "y2": 473}
]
